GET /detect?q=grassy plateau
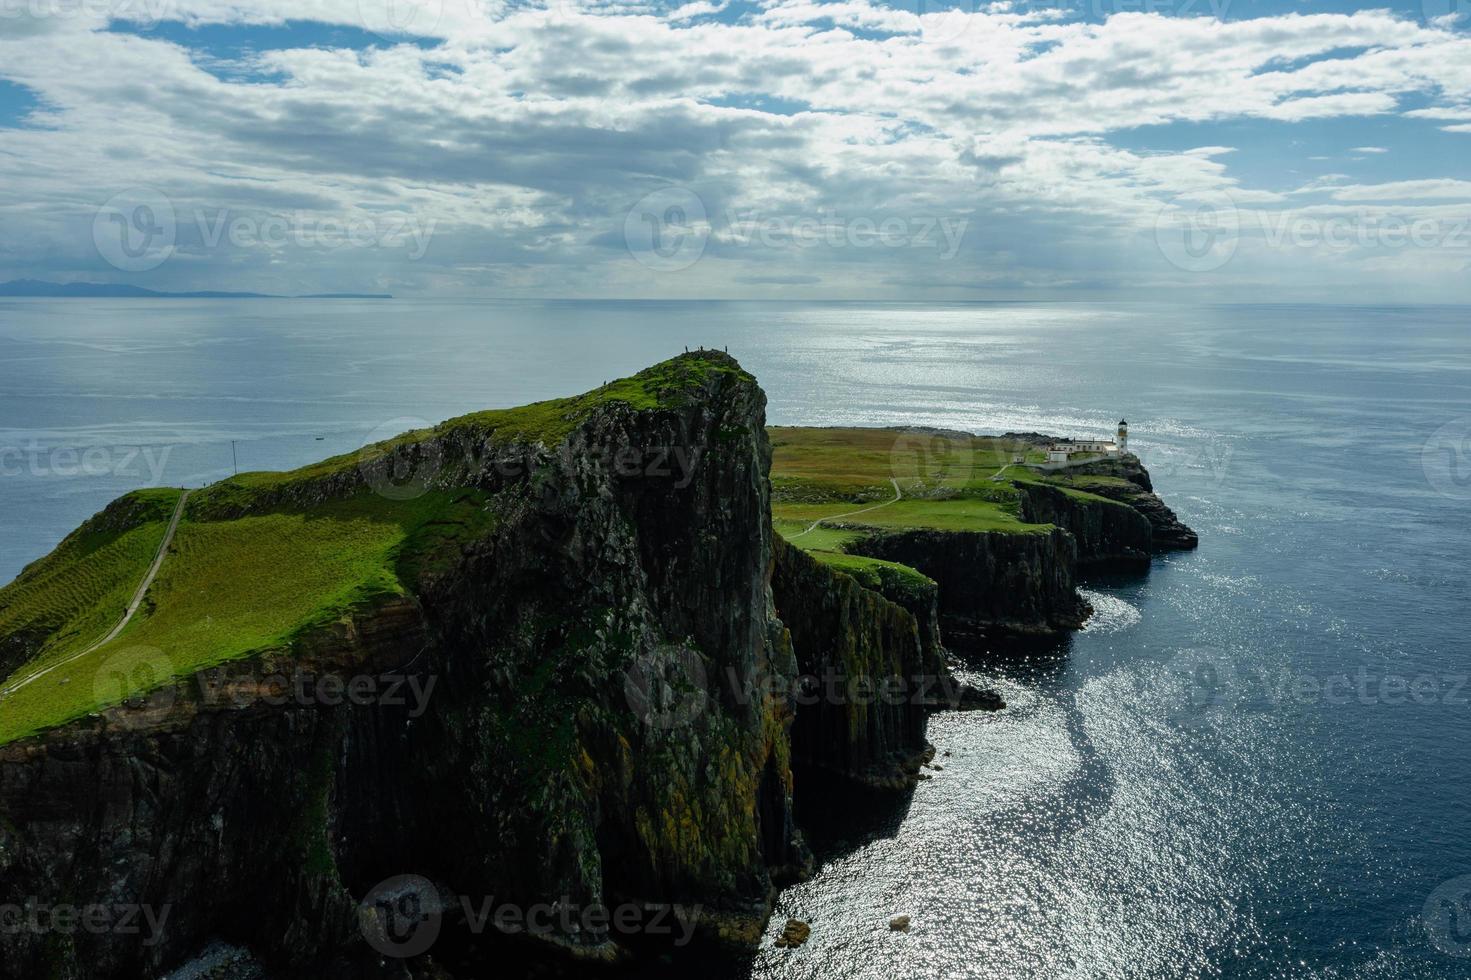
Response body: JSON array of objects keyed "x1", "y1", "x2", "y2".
[
  {"x1": 0, "y1": 354, "x2": 751, "y2": 745},
  {"x1": 769, "y1": 426, "x2": 1065, "y2": 582}
]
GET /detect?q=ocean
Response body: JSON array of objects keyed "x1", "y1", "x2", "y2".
[{"x1": 1, "y1": 299, "x2": 1468, "y2": 979}]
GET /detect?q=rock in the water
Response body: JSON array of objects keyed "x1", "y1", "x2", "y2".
[
  {"x1": 922, "y1": 680, "x2": 1005, "y2": 712},
  {"x1": 775, "y1": 918, "x2": 812, "y2": 948},
  {"x1": 889, "y1": 915, "x2": 911, "y2": 932}
]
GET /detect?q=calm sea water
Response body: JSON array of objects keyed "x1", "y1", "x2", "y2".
[{"x1": 2, "y1": 300, "x2": 1469, "y2": 979}]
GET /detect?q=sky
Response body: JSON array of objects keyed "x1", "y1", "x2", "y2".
[{"x1": 0, "y1": 0, "x2": 1468, "y2": 300}]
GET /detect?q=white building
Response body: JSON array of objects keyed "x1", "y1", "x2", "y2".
[{"x1": 1046, "y1": 420, "x2": 1129, "y2": 462}]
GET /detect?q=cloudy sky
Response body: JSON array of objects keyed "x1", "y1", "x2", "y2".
[{"x1": 0, "y1": 0, "x2": 1468, "y2": 299}]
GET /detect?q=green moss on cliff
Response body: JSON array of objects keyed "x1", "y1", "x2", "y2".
[
  {"x1": 802, "y1": 551, "x2": 936, "y2": 605},
  {"x1": 221, "y1": 351, "x2": 753, "y2": 498}
]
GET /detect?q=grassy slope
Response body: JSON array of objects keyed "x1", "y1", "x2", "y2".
[
  {"x1": 0, "y1": 354, "x2": 748, "y2": 747},
  {"x1": 0, "y1": 489, "x2": 182, "y2": 669},
  {"x1": 0, "y1": 491, "x2": 487, "y2": 746}
]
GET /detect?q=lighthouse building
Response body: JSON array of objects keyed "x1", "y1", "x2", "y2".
[{"x1": 1044, "y1": 419, "x2": 1130, "y2": 463}]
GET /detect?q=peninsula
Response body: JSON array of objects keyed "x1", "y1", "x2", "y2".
[{"x1": 0, "y1": 352, "x2": 1195, "y2": 978}]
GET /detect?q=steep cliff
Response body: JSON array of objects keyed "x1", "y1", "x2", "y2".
[
  {"x1": 1047, "y1": 457, "x2": 1199, "y2": 551},
  {"x1": 845, "y1": 527, "x2": 1090, "y2": 647},
  {"x1": 0, "y1": 352, "x2": 808, "y2": 978},
  {"x1": 769, "y1": 539, "x2": 939, "y2": 790},
  {"x1": 1013, "y1": 482, "x2": 1154, "y2": 571}
]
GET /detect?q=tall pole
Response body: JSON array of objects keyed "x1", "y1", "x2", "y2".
[{"x1": 231, "y1": 440, "x2": 238, "y2": 475}]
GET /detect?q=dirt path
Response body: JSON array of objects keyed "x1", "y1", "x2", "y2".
[
  {"x1": 1, "y1": 489, "x2": 189, "y2": 696},
  {"x1": 788, "y1": 478, "x2": 902, "y2": 541}
]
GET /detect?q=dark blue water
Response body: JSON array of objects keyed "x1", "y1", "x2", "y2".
[{"x1": 2, "y1": 299, "x2": 1468, "y2": 978}]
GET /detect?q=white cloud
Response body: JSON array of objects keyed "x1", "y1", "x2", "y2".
[
  {"x1": 0, "y1": 2, "x2": 1467, "y2": 298},
  {"x1": 1330, "y1": 179, "x2": 1471, "y2": 201}
]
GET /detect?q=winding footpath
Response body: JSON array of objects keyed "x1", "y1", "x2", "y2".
[
  {"x1": 0, "y1": 489, "x2": 190, "y2": 697},
  {"x1": 788, "y1": 477, "x2": 902, "y2": 541}
]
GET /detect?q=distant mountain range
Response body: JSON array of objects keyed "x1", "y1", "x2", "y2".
[{"x1": 0, "y1": 280, "x2": 392, "y2": 299}]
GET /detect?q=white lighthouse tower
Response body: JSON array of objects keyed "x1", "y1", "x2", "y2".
[{"x1": 1117, "y1": 419, "x2": 1129, "y2": 453}]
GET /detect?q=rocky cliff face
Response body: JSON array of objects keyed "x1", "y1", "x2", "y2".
[
  {"x1": 1014, "y1": 483, "x2": 1154, "y2": 571},
  {"x1": 769, "y1": 539, "x2": 938, "y2": 790},
  {"x1": 1061, "y1": 456, "x2": 1199, "y2": 551},
  {"x1": 845, "y1": 528, "x2": 1090, "y2": 648},
  {"x1": 0, "y1": 353, "x2": 809, "y2": 978}
]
